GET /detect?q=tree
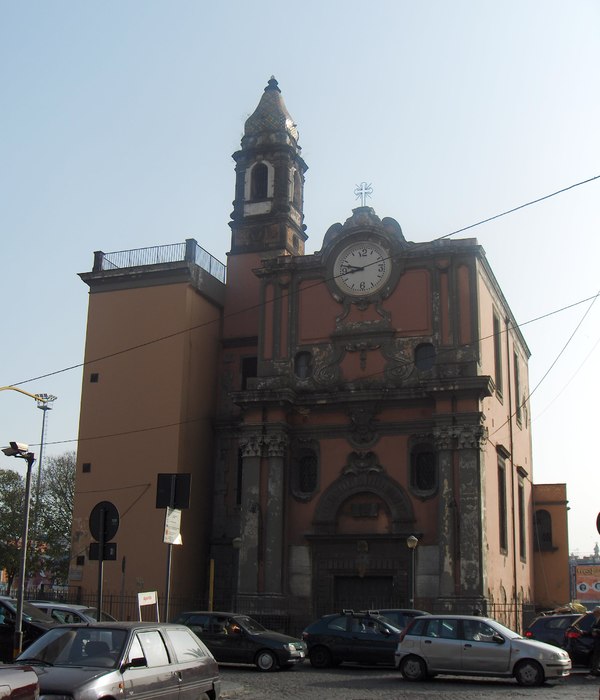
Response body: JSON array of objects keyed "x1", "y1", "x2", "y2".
[
  {"x1": 0, "y1": 469, "x2": 26, "y2": 592},
  {"x1": 36, "y1": 451, "x2": 76, "y2": 585}
]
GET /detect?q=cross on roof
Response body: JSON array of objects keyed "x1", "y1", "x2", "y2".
[{"x1": 354, "y1": 182, "x2": 373, "y2": 207}]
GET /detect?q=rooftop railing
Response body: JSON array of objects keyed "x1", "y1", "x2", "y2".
[{"x1": 93, "y1": 239, "x2": 226, "y2": 283}]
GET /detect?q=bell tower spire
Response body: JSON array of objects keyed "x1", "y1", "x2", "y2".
[{"x1": 229, "y1": 77, "x2": 308, "y2": 256}]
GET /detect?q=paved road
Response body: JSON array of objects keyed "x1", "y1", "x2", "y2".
[{"x1": 219, "y1": 664, "x2": 600, "y2": 699}]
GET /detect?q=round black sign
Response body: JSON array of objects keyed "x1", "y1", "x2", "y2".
[{"x1": 89, "y1": 500, "x2": 120, "y2": 542}]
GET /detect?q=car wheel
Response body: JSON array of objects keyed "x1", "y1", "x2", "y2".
[
  {"x1": 400, "y1": 655, "x2": 427, "y2": 681},
  {"x1": 255, "y1": 649, "x2": 278, "y2": 671},
  {"x1": 309, "y1": 645, "x2": 333, "y2": 669},
  {"x1": 514, "y1": 659, "x2": 544, "y2": 686}
]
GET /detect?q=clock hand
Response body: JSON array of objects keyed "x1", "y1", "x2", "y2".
[{"x1": 344, "y1": 264, "x2": 364, "y2": 272}]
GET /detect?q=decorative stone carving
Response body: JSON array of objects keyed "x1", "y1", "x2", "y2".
[
  {"x1": 457, "y1": 424, "x2": 488, "y2": 450},
  {"x1": 342, "y1": 451, "x2": 383, "y2": 476},
  {"x1": 382, "y1": 339, "x2": 414, "y2": 383},
  {"x1": 348, "y1": 406, "x2": 379, "y2": 447},
  {"x1": 433, "y1": 426, "x2": 455, "y2": 451},
  {"x1": 311, "y1": 345, "x2": 341, "y2": 386},
  {"x1": 345, "y1": 340, "x2": 381, "y2": 370},
  {"x1": 265, "y1": 433, "x2": 287, "y2": 458},
  {"x1": 239, "y1": 434, "x2": 263, "y2": 458}
]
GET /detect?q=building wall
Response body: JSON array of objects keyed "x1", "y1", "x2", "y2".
[
  {"x1": 70, "y1": 271, "x2": 222, "y2": 605},
  {"x1": 533, "y1": 483, "x2": 570, "y2": 609}
]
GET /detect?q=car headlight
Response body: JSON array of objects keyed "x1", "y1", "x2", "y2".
[{"x1": 284, "y1": 643, "x2": 295, "y2": 652}]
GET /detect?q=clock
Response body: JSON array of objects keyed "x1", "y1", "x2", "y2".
[{"x1": 333, "y1": 241, "x2": 391, "y2": 296}]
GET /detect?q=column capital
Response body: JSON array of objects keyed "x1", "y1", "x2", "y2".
[
  {"x1": 265, "y1": 433, "x2": 287, "y2": 458},
  {"x1": 240, "y1": 434, "x2": 263, "y2": 458},
  {"x1": 456, "y1": 424, "x2": 488, "y2": 450},
  {"x1": 433, "y1": 426, "x2": 454, "y2": 450}
]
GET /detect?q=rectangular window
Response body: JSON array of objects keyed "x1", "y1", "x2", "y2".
[
  {"x1": 493, "y1": 313, "x2": 503, "y2": 396},
  {"x1": 518, "y1": 478, "x2": 526, "y2": 561},
  {"x1": 514, "y1": 351, "x2": 522, "y2": 425},
  {"x1": 498, "y1": 458, "x2": 507, "y2": 552}
]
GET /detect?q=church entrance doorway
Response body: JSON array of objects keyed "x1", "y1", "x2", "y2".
[{"x1": 334, "y1": 575, "x2": 394, "y2": 611}]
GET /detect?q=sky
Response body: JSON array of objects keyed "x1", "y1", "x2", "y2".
[{"x1": 1, "y1": 1, "x2": 599, "y2": 558}]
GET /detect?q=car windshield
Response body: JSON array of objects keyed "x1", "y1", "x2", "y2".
[
  {"x1": 17, "y1": 627, "x2": 128, "y2": 668},
  {"x1": 235, "y1": 616, "x2": 266, "y2": 633},
  {"x1": 487, "y1": 620, "x2": 522, "y2": 639}
]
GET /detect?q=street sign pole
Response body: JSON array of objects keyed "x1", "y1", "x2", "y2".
[
  {"x1": 164, "y1": 476, "x2": 176, "y2": 622},
  {"x1": 96, "y1": 506, "x2": 105, "y2": 621},
  {"x1": 89, "y1": 500, "x2": 119, "y2": 620},
  {"x1": 164, "y1": 542, "x2": 172, "y2": 622}
]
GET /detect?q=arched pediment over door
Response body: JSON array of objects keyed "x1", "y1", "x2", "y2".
[{"x1": 312, "y1": 470, "x2": 415, "y2": 535}]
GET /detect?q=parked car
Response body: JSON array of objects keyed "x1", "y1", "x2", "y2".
[
  {"x1": 395, "y1": 614, "x2": 571, "y2": 686},
  {"x1": 0, "y1": 596, "x2": 54, "y2": 663},
  {"x1": 371, "y1": 608, "x2": 430, "y2": 630},
  {"x1": 0, "y1": 665, "x2": 39, "y2": 700},
  {"x1": 524, "y1": 613, "x2": 581, "y2": 648},
  {"x1": 173, "y1": 610, "x2": 306, "y2": 671},
  {"x1": 302, "y1": 609, "x2": 401, "y2": 668},
  {"x1": 565, "y1": 611, "x2": 597, "y2": 666},
  {"x1": 28, "y1": 601, "x2": 117, "y2": 624},
  {"x1": 16, "y1": 621, "x2": 220, "y2": 700}
]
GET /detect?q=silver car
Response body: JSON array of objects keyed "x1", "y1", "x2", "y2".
[
  {"x1": 395, "y1": 614, "x2": 571, "y2": 686},
  {"x1": 16, "y1": 621, "x2": 220, "y2": 700},
  {"x1": 28, "y1": 602, "x2": 116, "y2": 624}
]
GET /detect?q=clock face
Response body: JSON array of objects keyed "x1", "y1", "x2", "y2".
[{"x1": 333, "y1": 241, "x2": 391, "y2": 296}]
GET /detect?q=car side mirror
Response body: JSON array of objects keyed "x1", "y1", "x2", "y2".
[
  {"x1": 381, "y1": 628, "x2": 390, "y2": 636},
  {"x1": 492, "y1": 633, "x2": 505, "y2": 644},
  {"x1": 122, "y1": 657, "x2": 146, "y2": 670}
]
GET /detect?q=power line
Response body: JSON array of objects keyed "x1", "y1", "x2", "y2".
[
  {"x1": 7, "y1": 174, "x2": 599, "y2": 389},
  {"x1": 30, "y1": 291, "x2": 599, "y2": 449}
]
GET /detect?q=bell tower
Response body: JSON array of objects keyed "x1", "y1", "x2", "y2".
[{"x1": 229, "y1": 77, "x2": 308, "y2": 257}]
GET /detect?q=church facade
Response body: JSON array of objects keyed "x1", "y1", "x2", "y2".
[{"x1": 70, "y1": 79, "x2": 540, "y2": 630}]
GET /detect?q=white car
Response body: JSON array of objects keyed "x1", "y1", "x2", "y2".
[
  {"x1": 29, "y1": 601, "x2": 117, "y2": 623},
  {"x1": 395, "y1": 614, "x2": 571, "y2": 686}
]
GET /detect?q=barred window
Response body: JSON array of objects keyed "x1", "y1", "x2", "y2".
[
  {"x1": 410, "y1": 444, "x2": 437, "y2": 496},
  {"x1": 292, "y1": 445, "x2": 319, "y2": 500}
]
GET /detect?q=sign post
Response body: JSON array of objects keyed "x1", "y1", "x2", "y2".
[
  {"x1": 156, "y1": 474, "x2": 190, "y2": 622},
  {"x1": 89, "y1": 501, "x2": 119, "y2": 619}
]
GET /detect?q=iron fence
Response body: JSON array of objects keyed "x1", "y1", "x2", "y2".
[{"x1": 95, "y1": 239, "x2": 226, "y2": 283}]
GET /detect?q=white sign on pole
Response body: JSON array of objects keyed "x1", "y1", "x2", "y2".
[
  {"x1": 137, "y1": 590, "x2": 159, "y2": 621},
  {"x1": 164, "y1": 507, "x2": 183, "y2": 545}
]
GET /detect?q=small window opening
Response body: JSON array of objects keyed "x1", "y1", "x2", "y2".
[
  {"x1": 241, "y1": 356, "x2": 258, "y2": 390},
  {"x1": 294, "y1": 351, "x2": 312, "y2": 379},
  {"x1": 414, "y1": 343, "x2": 435, "y2": 371},
  {"x1": 250, "y1": 163, "x2": 268, "y2": 200}
]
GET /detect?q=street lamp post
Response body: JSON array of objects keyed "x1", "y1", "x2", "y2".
[
  {"x1": 2, "y1": 442, "x2": 36, "y2": 659},
  {"x1": 406, "y1": 535, "x2": 419, "y2": 608},
  {"x1": 31, "y1": 394, "x2": 57, "y2": 567}
]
